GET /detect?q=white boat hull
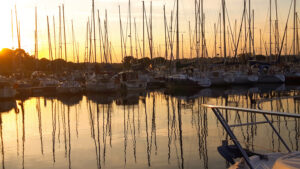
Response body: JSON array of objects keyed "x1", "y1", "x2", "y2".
[
  {"x1": 0, "y1": 87, "x2": 16, "y2": 99},
  {"x1": 258, "y1": 74, "x2": 285, "y2": 83}
]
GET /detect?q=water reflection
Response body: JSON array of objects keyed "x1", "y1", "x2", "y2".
[{"x1": 0, "y1": 86, "x2": 299, "y2": 169}]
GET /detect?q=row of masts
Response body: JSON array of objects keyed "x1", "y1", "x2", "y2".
[{"x1": 10, "y1": 0, "x2": 300, "y2": 64}]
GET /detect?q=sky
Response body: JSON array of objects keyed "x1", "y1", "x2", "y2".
[{"x1": 0, "y1": 0, "x2": 298, "y2": 62}]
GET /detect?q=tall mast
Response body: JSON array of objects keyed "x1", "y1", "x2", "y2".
[
  {"x1": 97, "y1": 10, "x2": 102, "y2": 63},
  {"x1": 150, "y1": 1, "x2": 153, "y2": 59},
  {"x1": 164, "y1": 5, "x2": 168, "y2": 60},
  {"x1": 104, "y1": 10, "x2": 108, "y2": 64},
  {"x1": 189, "y1": 21, "x2": 192, "y2": 58},
  {"x1": 201, "y1": 0, "x2": 204, "y2": 58},
  {"x1": 249, "y1": 0, "x2": 251, "y2": 55},
  {"x1": 72, "y1": 20, "x2": 75, "y2": 62},
  {"x1": 62, "y1": 4, "x2": 67, "y2": 61},
  {"x1": 15, "y1": 5, "x2": 21, "y2": 49},
  {"x1": 294, "y1": 0, "x2": 296, "y2": 56},
  {"x1": 143, "y1": 1, "x2": 145, "y2": 58},
  {"x1": 219, "y1": 13, "x2": 222, "y2": 57},
  {"x1": 269, "y1": 0, "x2": 272, "y2": 59},
  {"x1": 85, "y1": 19, "x2": 88, "y2": 62},
  {"x1": 222, "y1": 0, "x2": 227, "y2": 63},
  {"x1": 182, "y1": 34, "x2": 184, "y2": 58},
  {"x1": 88, "y1": 18, "x2": 92, "y2": 63},
  {"x1": 47, "y1": 16, "x2": 53, "y2": 61},
  {"x1": 244, "y1": 0, "x2": 247, "y2": 54},
  {"x1": 275, "y1": 0, "x2": 279, "y2": 55},
  {"x1": 176, "y1": 0, "x2": 179, "y2": 60},
  {"x1": 98, "y1": 9, "x2": 103, "y2": 63},
  {"x1": 252, "y1": 10, "x2": 255, "y2": 55},
  {"x1": 92, "y1": 0, "x2": 97, "y2": 63},
  {"x1": 134, "y1": 18, "x2": 139, "y2": 58},
  {"x1": 195, "y1": 0, "x2": 199, "y2": 58},
  {"x1": 119, "y1": 6, "x2": 124, "y2": 61},
  {"x1": 129, "y1": 0, "x2": 133, "y2": 57},
  {"x1": 297, "y1": 12, "x2": 299, "y2": 55},
  {"x1": 59, "y1": 6, "x2": 62, "y2": 59},
  {"x1": 53, "y1": 16, "x2": 57, "y2": 60},
  {"x1": 234, "y1": 19, "x2": 237, "y2": 46},
  {"x1": 214, "y1": 23, "x2": 217, "y2": 57},
  {"x1": 260, "y1": 29, "x2": 262, "y2": 55},
  {"x1": 35, "y1": 7, "x2": 38, "y2": 59}
]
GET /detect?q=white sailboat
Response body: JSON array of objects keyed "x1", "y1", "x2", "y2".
[
  {"x1": 208, "y1": 70, "x2": 235, "y2": 86},
  {"x1": 57, "y1": 80, "x2": 83, "y2": 94},
  {"x1": 86, "y1": 74, "x2": 120, "y2": 93},
  {"x1": 231, "y1": 71, "x2": 259, "y2": 85},
  {"x1": 118, "y1": 71, "x2": 147, "y2": 91},
  {"x1": 0, "y1": 76, "x2": 16, "y2": 99}
]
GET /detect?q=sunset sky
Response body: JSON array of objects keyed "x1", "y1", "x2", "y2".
[{"x1": 0, "y1": 0, "x2": 298, "y2": 62}]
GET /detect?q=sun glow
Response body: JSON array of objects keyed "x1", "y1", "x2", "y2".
[{"x1": 0, "y1": 2, "x2": 13, "y2": 51}]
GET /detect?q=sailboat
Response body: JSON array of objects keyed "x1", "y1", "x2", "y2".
[
  {"x1": 0, "y1": 76, "x2": 16, "y2": 99},
  {"x1": 117, "y1": 71, "x2": 147, "y2": 91},
  {"x1": 86, "y1": 73, "x2": 121, "y2": 93},
  {"x1": 56, "y1": 80, "x2": 83, "y2": 94}
]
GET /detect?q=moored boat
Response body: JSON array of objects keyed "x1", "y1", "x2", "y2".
[
  {"x1": 118, "y1": 71, "x2": 147, "y2": 91},
  {"x1": 0, "y1": 82, "x2": 16, "y2": 99},
  {"x1": 86, "y1": 74, "x2": 120, "y2": 93},
  {"x1": 57, "y1": 80, "x2": 83, "y2": 94}
]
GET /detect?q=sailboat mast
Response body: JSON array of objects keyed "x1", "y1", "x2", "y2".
[
  {"x1": 294, "y1": 0, "x2": 296, "y2": 56},
  {"x1": 214, "y1": 23, "x2": 217, "y2": 57},
  {"x1": 201, "y1": 0, "x2": 204, "y2": 58},
  {"x1": 260, "y1": 29, "x2": 262, "y2": 55},
  {"x1": 164, "y1": 5, "x2": 168, "y2": 60},
  {"x1": 47, "y1": 16, "x2": 53, "y2": 61},
  {"x1": 35, "y1": 7, "x2": 38, "y2": 59},
  {"x1": 97, "y1": 10, "x2": 103, "y2": 63},
  {"x1": 189, "y1": 21, "x2": 192, "y2": 58},
  {"x1": 59, "y1": 6, "x2": 62, "y2": 59},
  {"x1": 129, "y1": 0, "x2": 133, "y2": 57},
  {"x1": 269, "y1": 0, "x2": 272, "y2": 58},
  {"x1": 53, "y1": 16, "x2": 57, "y2": 60},
  {"x1": 219, "y1": 13, "x2": 222, "y2": 57},
  {"x1": 195, "y1": 0, "x2": 199, "y2": 58},
  {"x1": 297, "y1": 12, "x2": 299, "y2": 55},
  {"x1": 249, "y1": 0, "x2": 251, "y2": 55},
  {"x1": 182, "y1": 34, "x2": 184, "y2": 58},
  {"x1": 222, "y1": 0, "x2": 227, "y2": 63},
  {"x1": 252, "y1": 10, "x2": 255, "y2": 55},
  {"x1": 134, "y1": 18, "x2": 138, "y2": 58},
  {"x1": 72, "y1": 20, "x2": 75, "y2": 62},
  {"x1": 275, "y1": 0, "x2": 279, "y2": 56},
  {"x1": 62, "y1": 4, "x2": 67, "y2": 61},
  {"x1": 176, "y1": 0, "x2": 179, "y2": 60},
  {"x1": 15, "y1": 5, "x2": 21, "y2": 49},
  {"x1": 150, "y1": 1, "x2": 153, "y2": 59},
  {"x1": 119, "y1": 6, "x2": 124, "y2": 61},
  {"x1": 143, "y1": 1, "x2": 145, "y2": 58},
  {"x1": 92, "y1": 0, "x2": 97, "y2": 63}
]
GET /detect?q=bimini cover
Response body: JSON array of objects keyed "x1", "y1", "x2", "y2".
[{"x1": 273, "y1": 152, "x2": 300, "y2": 169}]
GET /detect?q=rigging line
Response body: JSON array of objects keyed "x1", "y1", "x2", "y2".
[
  {"x1": 225, "y1": 5, "x2": 238, "y2": 52},
  {"x1": 233, "y1": 0, "x2": 246, "y2": 58},
  {"x1": 277, "y1": 0, "x2": 294, "y2": 60}
]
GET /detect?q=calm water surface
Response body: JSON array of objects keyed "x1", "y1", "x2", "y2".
[{"x1": 0, "y1": 85, "x2": 300, "y2": 169}]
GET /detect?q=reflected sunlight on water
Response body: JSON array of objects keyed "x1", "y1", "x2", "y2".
[{"x1": 0, "y1": 87, "x2": 299, "y2": 169}]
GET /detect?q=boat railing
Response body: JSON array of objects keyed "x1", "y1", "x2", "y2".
[{"x1": 202, "y1": 104, "x2": 300, "y2": 169}]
